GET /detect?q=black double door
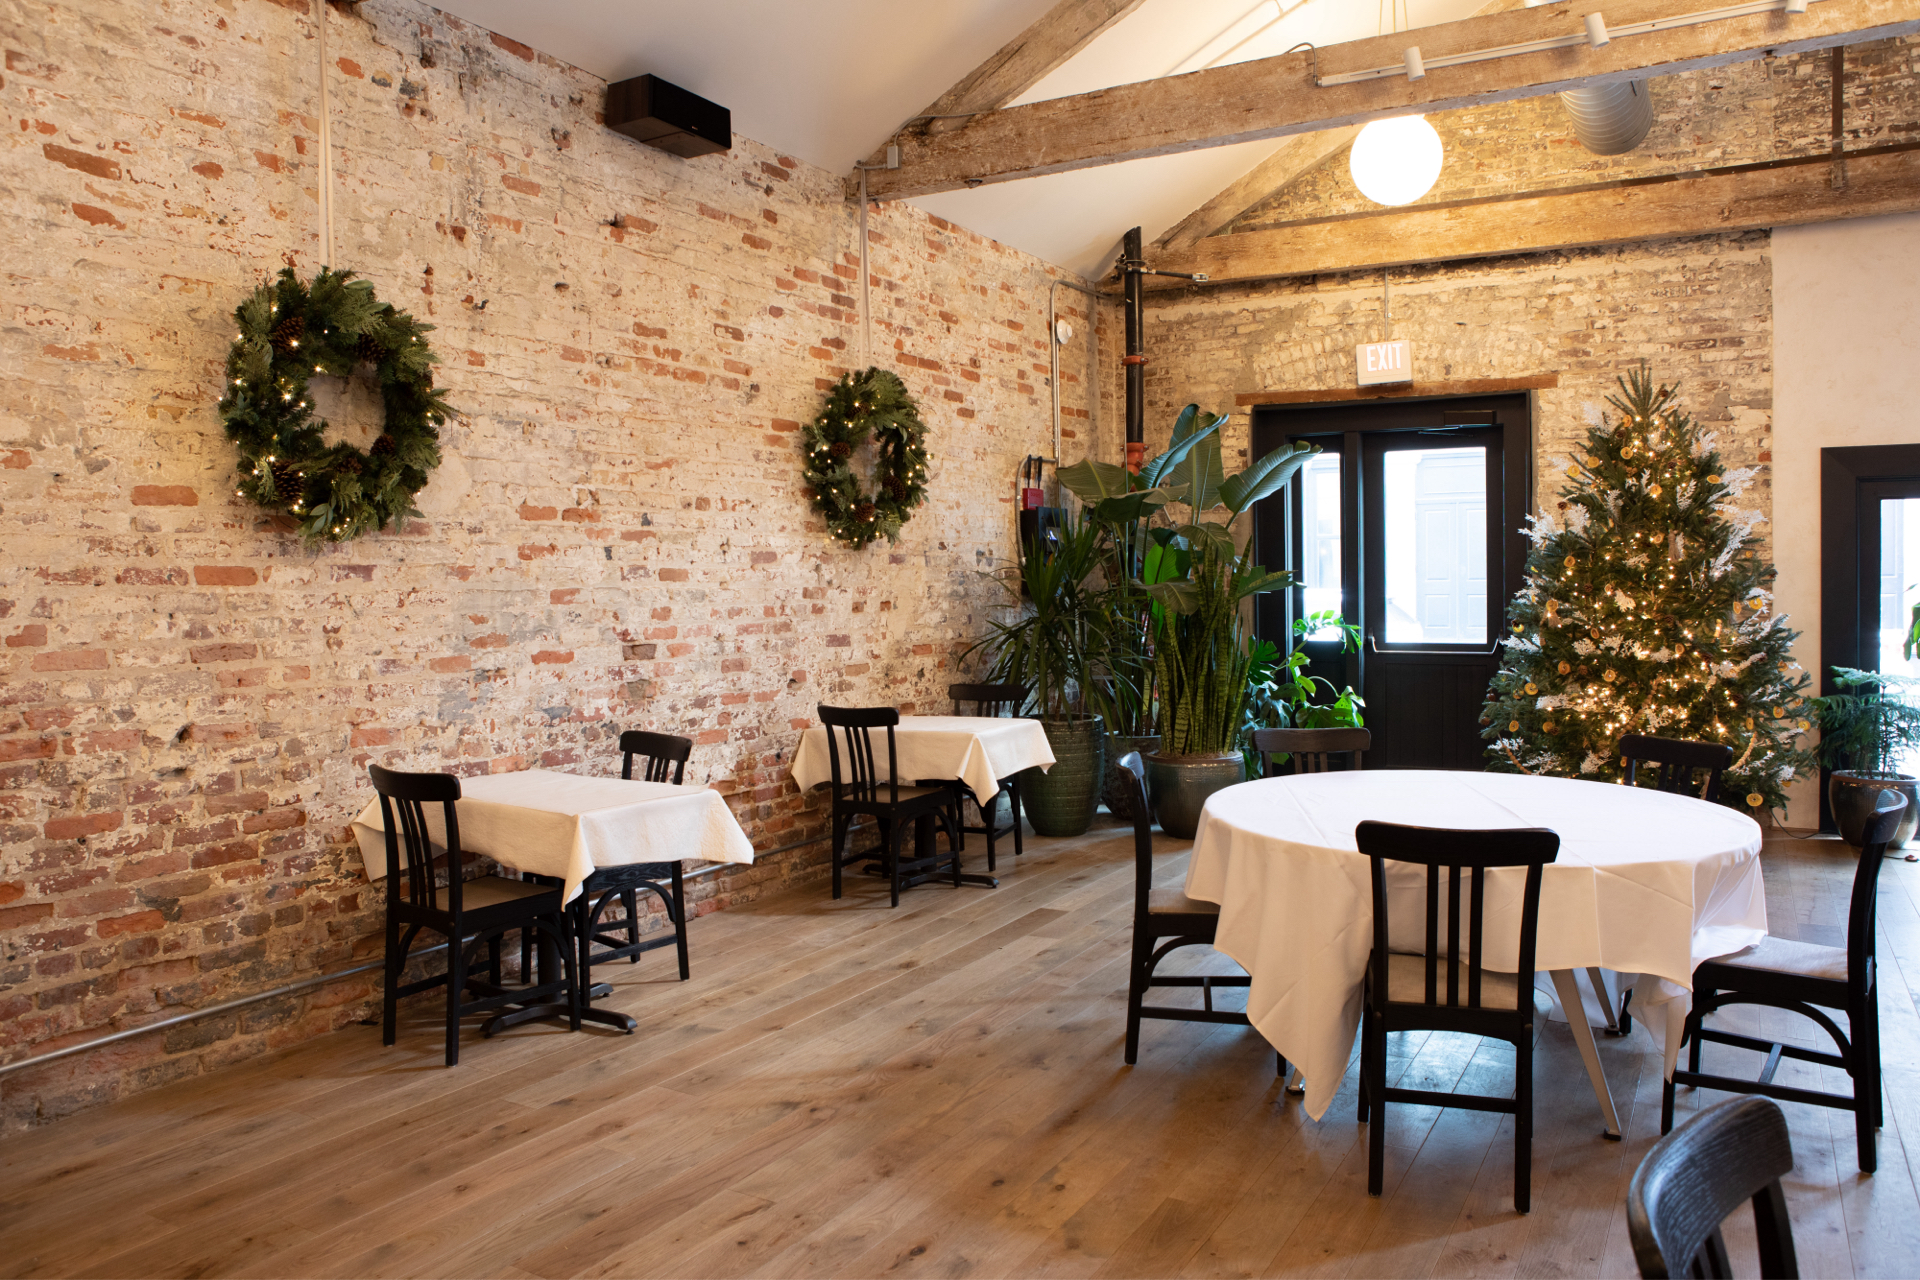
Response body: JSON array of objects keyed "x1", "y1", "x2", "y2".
[{"x1": 1250, "y1": 394, "x2": 1532, "y2": 770}]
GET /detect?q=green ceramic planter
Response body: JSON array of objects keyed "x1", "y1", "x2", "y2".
[
  {"x1": 1020, "y1": 715, "x2": 1107, "y2": 838},
  {"x1": 1145, "y1": 751, "x2": 1246, "y2": 840}
]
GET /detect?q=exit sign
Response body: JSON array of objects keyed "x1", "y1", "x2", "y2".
[{"x1": 1356, "y1": 339, "x2": 1412, "y2": 386}]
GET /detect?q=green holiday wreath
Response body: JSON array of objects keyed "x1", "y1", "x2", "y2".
[
  {"x1": 801, "y1": 367, "x2": 930, "y2": 548},
  {"x1": 218, "y1": 267, "x2": 451, "y2": 545}
]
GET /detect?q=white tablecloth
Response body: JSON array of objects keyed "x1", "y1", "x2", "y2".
[
  {"x1": 351, "y1": 769, "x2": 756, "y2": 904},
  {"x1": 1185, "y1": 771, "x2": 1765, "y2": 1120},
  {"x1": 789, "y1": 715, "x2": 1055, "y2": 803}
]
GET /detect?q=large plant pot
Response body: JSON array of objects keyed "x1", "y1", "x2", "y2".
[
  {"x1": 1020, "y1": 715, "x2": 1107, "y2": 838},
  {"x1": 1144, "y1": 751, "x2": 1246, "y2": 840},
  {"x1": 1102, "y1": 733, "x2": 1161, "y2": 816},
  {"x1": 1829, "y1": 770, "x2": 1920, "y2": 849}
]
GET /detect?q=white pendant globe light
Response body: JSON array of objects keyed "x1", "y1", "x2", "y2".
[{"x1": 1349, "y1": 115, "x2": 1444, "y2": 207}]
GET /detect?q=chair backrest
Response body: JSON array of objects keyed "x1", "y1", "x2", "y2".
[
  {"x1": 1618, "y1": 734, "x2": 1734, "y2": 802},
  {"x1": 1848, "y1": 788, "x2": 1906, "y2": 985},
  {"x1": 1115, "y1": 751, "x2": 1156, "y2": 921},
  {"x1": 949, "y1": 682, "x2": 1027, "y2": 718},
  {"x1": 1252, "y1": 726, "x2": 1370, "y2": 777},
  {"x1": 367, "y1": 763, "x2": 463, "y2": 914},
  {"x1": 620, "y1": 729, "x2": 691, "y2": 783},
  {"x1": 1627, "y1": 1096, "x2": 1798, "y2": 1279},
  {"x1": 817, "y1": 704, "x2": 902, "y2": 804},
  {"x1": 1355, "y1": 820, "x2": 1559, "y2": 1011}
]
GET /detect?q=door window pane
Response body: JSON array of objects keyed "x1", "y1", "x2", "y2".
[
  {"x1": 1298, "y1": 451, "x2": 1342, "y2": 638},
  {"x1": 1880, "y1": 498, "x2": 1920, "y2": 773},
  {"x1": 1383, "y1": 447, "x2": 1487, "y2": 644}
]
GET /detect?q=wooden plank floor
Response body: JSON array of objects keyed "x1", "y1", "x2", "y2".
[{"x1": 3, "y1": 823, "x2": 1918, "y2": 1278}]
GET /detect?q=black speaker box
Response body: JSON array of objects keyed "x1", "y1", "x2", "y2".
[{"x1": 605, "y1": 74, "x2": 730, "y2": 158}]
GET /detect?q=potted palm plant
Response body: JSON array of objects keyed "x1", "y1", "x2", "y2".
[
  {"x1": 1063, "y1": 405, "x2": 1316, "y2": 838},
  {"x1": 967, "y1": 510, "x2": 1112, "y2": 837},
  {"x1": 1814, "y1": 666, "x2": 1920, "y2": 849}
]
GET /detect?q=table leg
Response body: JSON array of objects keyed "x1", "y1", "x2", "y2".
[
  {"x1": 898, "y1": 810, "x2": 996, "y2": 891},
  {"x1": 484, "y1": 906, "x2": 634, "y2": 1036},
  {"x1": 1550, "y1": 968, "x2": 1622, "y2": 1140}
]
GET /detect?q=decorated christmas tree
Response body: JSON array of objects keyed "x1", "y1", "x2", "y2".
[{"x1": 1483, "y1": 366, "x2": 1814, "y2": 817}]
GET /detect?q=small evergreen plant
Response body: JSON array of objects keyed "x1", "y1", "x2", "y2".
[{"x1": 1482, "y1": 367, "x2": 1814, "y2": 816}]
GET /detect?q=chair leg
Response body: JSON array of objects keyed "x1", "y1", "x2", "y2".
[
  {"x1": 445, "y1": 930, "x2": 466, "y2": 1067},
  {"x1": 671, "y1": 864, "x2": 690, "y2": 981},
  {"x1": 1870, "y1": 985, "x2": 1884, "y2": 1129},
  {"x1": 949, "y1": 811, "x2": 962, "y2": 889},
  {"x1": 1366, "y1": 1014, "x2": 1387, "y2": 1196},
  {"x1": 1124, "y1": 927, "x2": 1150, "y2": 1065},
  {"x1": 1357, "y1": 1007, "x2": 1372, "y2": 1124},
  {"x1": 382, "y1": 910, "x2": 401, "y2": 1047},
  {"x1": 1689, "y1": 989, "x2": 1710, "y2": 1073},
  {"x1": 487, "y1": 934, "x2": 501, "y2": 987},
  {"x1": 888, "y1": 821, "x2": 907, "y2": 908},
  {"x1": 1515, "y1": 1032, "x2": 1533, "y2": 1213},
  {"x1": 1856, "y1": 990, "x2": 1879, "y2": 1173},
  {"x1": 576, "y1": 898, "x2": 593, "y2": 1013},
  {"x1": 1009, "y1": 776, "x2": 1024, "y2": 859},
  {"x1": 831, "y1": 812, "x2": 848, "y2": 900},
  {"x1": 623, "y1": 889, "x2": 641, "y2": 963},
  {"x1": 982, "y1": 790, "x2": 997, "y2": 873}
]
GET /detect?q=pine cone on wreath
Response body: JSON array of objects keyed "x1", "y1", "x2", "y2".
[
  {"x1": 269, "y1": 315, "x2": 306, "y2": 352},
  {"x1": 854, "y1": 501, "x2": 876, "y2": 523},
  {"x1": 335, "y1": 452, "x2": 364, "y2": 477},
  {"x1": 354, "y1": 332, "x2": 390, "y2": 364},
  {"x1": 370, "y1": 433, "x2": 399, "y2": 458},
  {"x1": 828, "y1": 441, "x2": 852, "y2": 459},
  {"x1": 269, "y1": 461, "x2": 302, "y2": 503}
]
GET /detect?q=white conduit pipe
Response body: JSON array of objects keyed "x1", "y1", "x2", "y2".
[
  {"x1": 314, "y1": 0, "x2": 334, "y2": 266},
  {"x1": 1049, "y1": 277, "x2": 1103, "y2": 502}
]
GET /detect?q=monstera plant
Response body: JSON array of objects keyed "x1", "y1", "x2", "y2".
[{"x1": 1061, "y1": 405, "x2": 1318, "y2": 837}]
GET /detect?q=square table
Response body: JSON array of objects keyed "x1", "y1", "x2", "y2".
[{"x1": 352, "y1": 769, "x2": 756, "y2": 1031}]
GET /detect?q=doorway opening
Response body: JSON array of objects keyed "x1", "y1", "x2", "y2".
[{"x1": 1251, "y1": 393, "x2": 1534, "y2": 770}]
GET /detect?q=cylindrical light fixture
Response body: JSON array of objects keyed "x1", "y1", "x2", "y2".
[
  {"x1": 1349, "y1": 115, "x2": 1445, "y2": 206},
  {"x1": 1404, "y1": 46, "x2": 1426, "y2": 81},
  {"x1": 1585, "y1": 13, "x2": 1610, "y2": 47}
]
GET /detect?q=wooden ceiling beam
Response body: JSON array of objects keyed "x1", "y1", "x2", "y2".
[
  {"x1": 1153, "y1": 127, "x2": 1360, "y2": 252},
  {"x1": 1141, "y1": 146, "x2": 1920, "y2": 289},
  {"x1": 864, "y1": 0, "x2": 1920, "y2": 200},
  {"x1": 855, "y1": 0, "x2": 1144, "y2": 173}
]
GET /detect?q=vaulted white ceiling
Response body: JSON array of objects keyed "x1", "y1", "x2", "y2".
[{"x1": 430, "y1": 0, "x2": 1500, "y2": 279}]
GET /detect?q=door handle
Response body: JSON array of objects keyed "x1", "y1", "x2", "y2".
[{"x1": 1367, "y1": 635, "x2": 1502, "y2": 657}]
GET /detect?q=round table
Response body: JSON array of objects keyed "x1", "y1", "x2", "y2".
[{"x1": 1185, "y1": 770, "x2": 1766, "y2": 1127}]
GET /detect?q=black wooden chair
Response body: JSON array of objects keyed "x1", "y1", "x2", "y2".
[
  {"x1": 1117, "y1": 752, "x2": 1278, "y2": 1073},
  {"x1": 370, "y1": 764, "x2": 578, "y2": 1066},
  {"x1": 1629, "y1": 1097, "x2": 1799, "y2": 1279},
  {"x1": 1664, "y1": 789, "x2": 1904, "y2": 1173},
  {"x1": 1252, "y1": 726, "x2": 1370, "y2": 777},
  {"x1": 520, "y1": 730, "x2": 696, "y2": 995},
  {"x1": 946, "y1": 681, "x2": 1027, "y2": 870},
  {"x1": 819, "y1": 705, "x2": 964, "y2": 907},
  {"x1": 1355, "y1": 819, "x2": 1560, "y2": 1212},
  {"x1": 1618, "y1": 734, "x2": 1734, "y2": 802}
]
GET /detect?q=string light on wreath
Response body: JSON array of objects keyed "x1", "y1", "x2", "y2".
[
  {"x1": 218, "y1": 267, "x2": 451, "y2": 545},
  {"x1": 800, "y1": 367, "x2": 930, "y2": 548}
]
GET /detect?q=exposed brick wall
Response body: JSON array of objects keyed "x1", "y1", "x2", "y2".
[
  {"x1": 0, "y1": 0, "x2": 1095, "y2": 1127},
  {"x1": 1134, "y1": 235, "x2": 1775, "y2": 526}
]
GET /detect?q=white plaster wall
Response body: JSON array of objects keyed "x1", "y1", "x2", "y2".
[{"x1": 1772, "y1": 212, "x2": 1920, "y2": 826}]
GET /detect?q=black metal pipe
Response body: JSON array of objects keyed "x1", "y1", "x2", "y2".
[{"x1": 1122, "y1": 226, "x2": 1145, "y2": 470}]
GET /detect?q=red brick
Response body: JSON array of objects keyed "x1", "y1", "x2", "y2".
[
  {"x1": 43, "y1": 142, "x2": 120, "y2": 180},
  {"x1": 0, "y1": 903, "x2": 55, "y2": 932},
  {"x1": 518, "y1": 503, "x2": 557, "y2": 521},
  {"x1": 96, "y1": 910, "x2": 165, "y2": 938},
  {"x1": 45, "y1": 811, "x2": 122, "y2": 841},
  {"x1": 531, "y1": 650, "x2": 573, "y2": 665},
  {"x1": 31, "y1": 649, "x2": 108, "y2": 672},
  {"x1": 490, "y1": 31, "x2": 536, "y2": 60},
  {"x1": 429, "y1": 656, "x2": 470, "y2": 673},
  {"x1": 502, "y1": 174, "x2": 540, "y2": 196},
  {"x1": 131, "y1": 484, "x2": 198, "y2": 506},
  {"x1": 6, "y1": 624, "x2": 47, "y2": 647},
  {"x1": 194, "y1": 566, "x2": 259, "y2": 586},
  {"x1": 659, "y1": 568, "x2": 689, "y2": 582},
  {"x1": 190, "y1": 643, "x2": 259, "y2": 664},
  {"x1": 350, "y1": 727, "x2": 394, "y2": 747}
]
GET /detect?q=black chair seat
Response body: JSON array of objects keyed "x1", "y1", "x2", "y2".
[
  {"x1": 431, "y1": 874, "x2": 558, "y2": 914},
  {"x1": 1144, "y1": 888, "x2": 1220, "y2": 916},
  {"x1": 838, "y1": 784, "x2": 954, "y2": 810},
  {"x1": 1384, "y1": 952, "x2": 1524, "y2": 1011}
]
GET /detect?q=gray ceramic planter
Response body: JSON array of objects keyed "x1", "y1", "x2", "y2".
[
  {"x1": 1020, "y1": 715, "x2": 1107, "y2": 838},
  {"x1": 1144, "y1": 751, "x2": 1246, "y2": 840}
]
